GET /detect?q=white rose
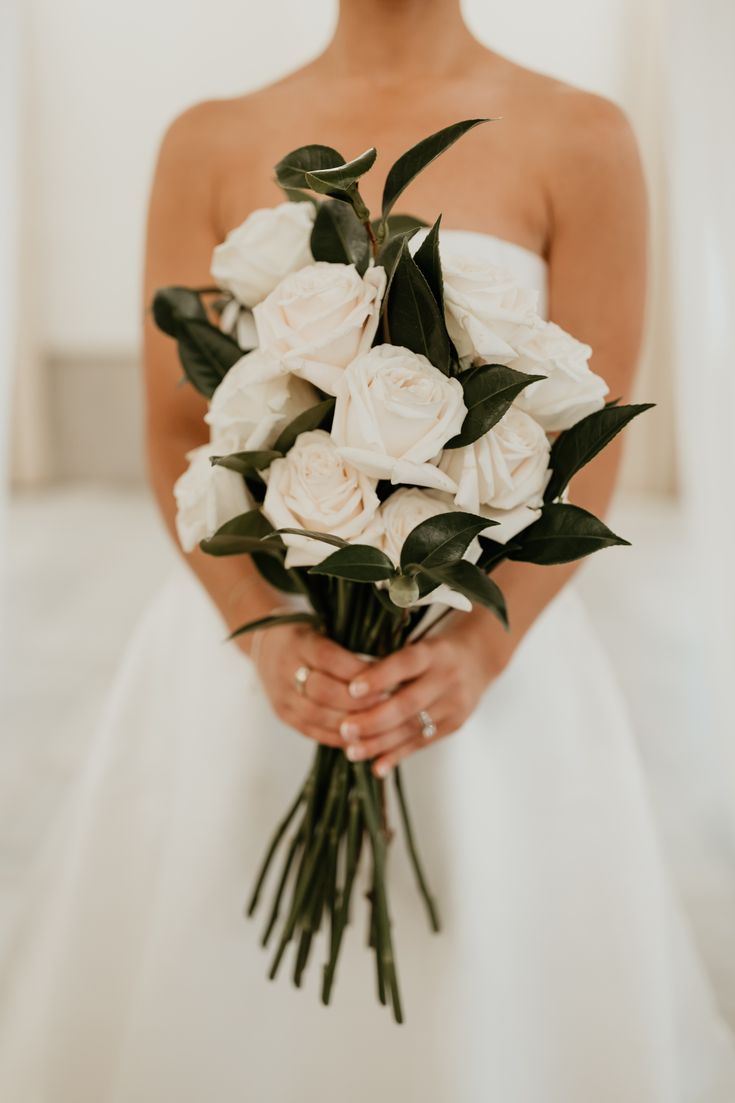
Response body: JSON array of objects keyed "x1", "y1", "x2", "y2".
[
  {"x1": 262, "y1": 430, "x2": 380, "y2": 567},
  {"x1": 253, "y1": 262, "x2": 386, "y2": 395},
  {"x1": 205, "y1": 349, "x2": 318, "y2": 453},
  {"x1": 439, "y1": 250, "x2": 542, "y2": 365},
  {"x1": 218, "y1": 298, "x2": 258, "y2": 350},
  {"x1": 363, "y1": 487, "x2": 482, "y2": 612},
  {"x1": 509, "y1": 320, "x2": 609, "y2": 431},
  {"x1": 173, "y1": 444, "x2": 252, "y2": 553},
  {"x1": 211, "y1": 202, "x2": 315, "y2": 308},
  {"x1": 331, "y1": 344, "x2": 466, "y2": 492},
  {"x1": 439, "y1": 405, "x2": 551, "y2": 524}
]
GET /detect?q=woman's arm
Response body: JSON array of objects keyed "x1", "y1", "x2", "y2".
[
  {"x1": 142, "y1": 104, "x2": 285, "y2": 642},
  {"x1": 142, "y1": 103, "x2": 373, "y2": 730},
  {"x1": 342, "y1": 95, "x2": 649, "y2": 776}
]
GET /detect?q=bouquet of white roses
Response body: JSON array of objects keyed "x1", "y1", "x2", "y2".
[{"x1": 152, "y1": 119, "x2": 651, "y2": 1023}]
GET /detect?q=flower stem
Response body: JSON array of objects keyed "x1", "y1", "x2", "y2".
[
  {"x1": 353, "y1": 762, "x2": 403, "y2": 1023},
  {"x1": 365, "y1": 218, "x2": 379, "y2": 259},
  {"x1": 245, "y1": 782, "x2": 305, "y2": 916},
  {"x1": 394, "y1": 766, "x2": 441, "y2": 933}
]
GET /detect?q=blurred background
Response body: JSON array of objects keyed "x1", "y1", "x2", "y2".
[{"x1": 1, "y1": 0, "x2": 733, "y2": 1025}]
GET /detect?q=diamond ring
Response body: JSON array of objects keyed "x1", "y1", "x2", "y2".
[
  {"x1": 293, "y1": 665, "x2": 310, "y2": 695},
  {"x1": 417, "y1": 709, "x2": 437, "y2": 741}
]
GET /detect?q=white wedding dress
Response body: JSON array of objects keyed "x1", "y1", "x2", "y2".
[{"x1": 1, "y1": 230, "x2": 735, "y2": 1103}]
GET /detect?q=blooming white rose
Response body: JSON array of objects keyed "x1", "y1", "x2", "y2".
[
  {"x1": 439, "y1": 250, "x2": 542, "y2": 365},
  {"x1": 439, "y1": 405, "x2": 551, "y2": 531},
  {"x1": 363, "y1": 487, "x2": 484, "y2": 612},
  {"x1": 331, "y1": 344, "x2": 466, "y2": 492},
  {"x1": 211, "y1": 202, "x2": 315, "y2": 308},
  {"x1": 205, "y1": 349, "x2": 318, "y2": 453},
  {"x1": 218, "y1": 298, "x2": 258, "y2": 350},
  {"x1": 510, "y1": 320, "x2": 609, "y2": 431},
  {"x1": 263, "y1": 430, "x2": 380, "y2": 567},
  {"x1": 253, "y1": 262, "x2": 386, "y2": 395},
  {"x1": 173, "y1": 444, "x2": 252, "y2": 553}
]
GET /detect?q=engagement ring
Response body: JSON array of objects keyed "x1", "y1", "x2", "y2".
[
  {"x1": 417, "y1": 709, "x2": 437, "y2": 741},
  {"x1": 293, "y1": 665, "x2": 310, "y2": 695}
]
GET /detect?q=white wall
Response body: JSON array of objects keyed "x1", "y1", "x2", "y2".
[
  {"x1": 0, "y1": 1, "x2": 23, "y2": 538},
  {"x1": 27, "y1": 0, "x2": 333, "y2": 353},
  {"x1": 28, "y1": 0, "x2": 632, "y2": 355}
]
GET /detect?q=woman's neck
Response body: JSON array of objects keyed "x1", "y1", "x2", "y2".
[{"x1": 319, "y1": 0, "x2": 481, "y2": 82}]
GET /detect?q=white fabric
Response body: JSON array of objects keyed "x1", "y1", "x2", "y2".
[{"x1": 1, "y1": 231, "x2": 734, "y2": 1103}]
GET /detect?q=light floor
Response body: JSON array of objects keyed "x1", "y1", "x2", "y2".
[{"x1": 1, "y1": 484, "x2": 734, "y2": 1028}]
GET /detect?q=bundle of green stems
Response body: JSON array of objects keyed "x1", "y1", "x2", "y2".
[{"x1": 245, "y1": 577, "x2": 441, "y2": 1024}]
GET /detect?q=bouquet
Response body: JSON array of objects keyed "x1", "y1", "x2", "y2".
[{"x1": 152, "y1": 118, "x2": 651, "y2": 1023}]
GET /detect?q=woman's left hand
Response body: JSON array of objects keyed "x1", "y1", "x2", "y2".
[{"x1": 339, "y1": 614, "x2": 513, "y2": 778}]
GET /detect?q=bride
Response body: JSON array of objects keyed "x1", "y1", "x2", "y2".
[{"x1": 2, "y1": 1, "x2": 735, "y2": 1099}]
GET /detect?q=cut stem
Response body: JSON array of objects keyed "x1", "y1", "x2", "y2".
[
  {"x1": 394, "y1": 766, "x2": 441, "y2": 933},
  {"x1": 245, "y1": 783, "x2": 305, "y2": 916}
]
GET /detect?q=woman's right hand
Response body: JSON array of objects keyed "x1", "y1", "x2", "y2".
[{"x1": 245, "y1": 624, "x2": 384, "y2": 748}]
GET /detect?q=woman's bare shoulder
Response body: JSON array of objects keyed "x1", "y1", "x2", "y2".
[
  {"x1": 491, "y1": 52, "x2": 635, "y2": 143},
  {"x1": 494, "y1": 57, "x2": 643, "y2": 203},
  {"x1": 156, "y1": 65, "x2": 315, "y2": 162}
]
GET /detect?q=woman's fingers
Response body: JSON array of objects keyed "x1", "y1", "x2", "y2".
[
  {"x1": 347, "y1": 641, "x2": 432, "y2": 700},
  {"x1": 281, "y1": 693, "x2": 345, "y2": 746},
  {"x1": 344, "y1": 692, "x2": 450, "y2": 763},
  {"x1": 300, "y1": 668, "x2": 385, "y2": 712},
  {"x1": 339, "y1": 672, "x2": 442, "y2": 740},
  {"x1": 298, "y1": 631, "x2": 370, "y2": 682},
  {"x1": 371, "y1": 722, "x2": 447, "y2": 777}
]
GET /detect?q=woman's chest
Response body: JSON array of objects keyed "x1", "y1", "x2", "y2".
[{"x1": 215, "y1": 85, "x2": 549, "y2": 257}]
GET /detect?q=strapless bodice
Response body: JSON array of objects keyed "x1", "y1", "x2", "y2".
[{"x1": 412, "y1": 226, "x2": 549, "y2": 320}]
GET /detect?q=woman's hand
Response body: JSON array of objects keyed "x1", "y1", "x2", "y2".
[
  {"x1": 339, "y1": 615, "x2": 514, "y2": 778},
  {"x1": 247, "y1": 624, "x2": 385, "y2": 747}
]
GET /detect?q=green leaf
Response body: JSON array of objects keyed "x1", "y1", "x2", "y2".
[
  {"x1": 304, "y1": 147, "x2": 377, "y2": 191},
  {"x1": 200, "y1": 534, "x2": 286, "y2": 558},
  {"x1": 280, "y1": 187, "x2": 320, "y2": 209},
  {"x1": 444, "y1": 364, "x2": 546, "y2": 448},
  {"x1": 418, "y1": 560, "x2": 508, "y2": 627},
  {"x1": 507, "y1": 503, "x2": 630, "y2": 565},
  {"x1": 200, "y1": 509, "x2": 284, "y2": 558},
  {"x1": 412, "y1": 214, "x2": 462, "y2": 368},
  {"x1": 271, "y1": 397, "x2": 336, "y2": 454},
  {"x1": 209, "y1": 450, "x2": 282, "y2": 476},
  {"x1": 177, "y1": 319, "x2": 243, "y2": 398},
  {"x1": 303, "y1": 179, "x2": 370, "y2": 222},
  {"x1": 228, "y1": 611, "x2": 319, "y2": 642},
  {"x1": 308, "y1": 544, "x2": 396, "y2": 582},
  {"x1": 377, "y1": 213, "x2": 430, "y2": 236},
  {"x1": 151, "y1": 286, "x2": 207, "y2": 338},
  {"x1": 412, "y1": 214, "x2": 445, "y2": 308},
  {"x1": 274, "y1": 144, "x2": 345, "y2": 190},
  {"x1": 401, "y1": 511, "x2": 497, "y2": 572},
  {"x1": 384, "y1": 239, "x2": 452, "y2": 372},
  {"x1": 310, "y1": 200, "x2": 371, "y2": 274},
  {"x1": 251, "y1": 552, "x2": 303, "y2": 594},
  {"x1": 381, "y1": 119, "x2": 490, "y2": 221},
  {"x1": 376, "y1": 227, "x2": 421, "y2": 293},
  {"x1": 544, "y1": 403, "x2": 655, "y2": 502},
  {"x1": 272, "y1": 527, "x2": 349, "y2": 550},
  {"x1": 476, "y1": 534, "x2": 520, "y2": 572}
]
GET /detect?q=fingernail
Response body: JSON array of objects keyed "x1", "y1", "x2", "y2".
[
  {"x1": 349, "y1": 680, "x2": 369, "y2": 698},
  {"x1": 374, "y1": 761, "x2": 389, "y2": 778},
  {"x1": 340, "y1": 720, "x2": 359, "y2": 741},
  {"x1": 346, "y1": 743, "x2": 363, "y2": 761}
]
